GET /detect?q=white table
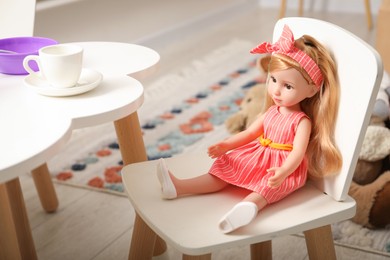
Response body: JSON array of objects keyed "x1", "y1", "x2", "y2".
[{"x1": 0, "y1": 42, "x2": 159, "y2": 259}]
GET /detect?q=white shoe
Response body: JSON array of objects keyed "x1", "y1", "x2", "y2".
[
  {"x1": 157, "y1": 158, "x2": 177, "y2": 199},
  {"x1": 218, "y1": 202, "x2": 258, "y2": 233}
]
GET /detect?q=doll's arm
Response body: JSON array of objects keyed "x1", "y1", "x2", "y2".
[
  {"x1": 208, "y1": 113, "x2": 265, "y2": 158},
  {"x1": 267, "y1": 117, "x2": 311, "y2": 188}
]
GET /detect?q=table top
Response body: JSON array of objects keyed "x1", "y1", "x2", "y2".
[
  {"x1": 0, "y1": 42, "x2": 159, "y2": 182},
  {"x1": 74, "y1": 42, "x2": 160, "y2": 77}
]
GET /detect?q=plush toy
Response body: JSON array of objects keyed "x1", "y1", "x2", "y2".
[
  {"x1": 335, "y1": 70, "x2": 390, "y2": 228},
  {"x1": 350, "y1": 171, "x2": 390, "y2": 229},
  {"x1": 350, "y1": 124, "x2": 390, "y2": 228},
  {"x1": 225, "y1": 56, "x2": 270, "y2": 134},
  {"x1": 225, "y1": 83, "x2": 266, "y2": 134},
  {"x1": 372, "y1": 71, "x2": 390, "y2": 120}
]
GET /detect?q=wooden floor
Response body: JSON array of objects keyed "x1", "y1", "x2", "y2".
[{"x1": 22, "y1": 1, "x2": 389, "y2": 259}]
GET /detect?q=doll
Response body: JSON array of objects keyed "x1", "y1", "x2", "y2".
[{"x1": 157, "y1": 25, "x2": 342, "y2": 234}]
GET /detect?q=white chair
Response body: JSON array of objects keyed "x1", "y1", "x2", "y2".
[{"x1": 122, "y1": 17, "x2": 383, "y2": 260}]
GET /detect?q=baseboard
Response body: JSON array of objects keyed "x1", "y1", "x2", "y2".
[
  {"x1": 134, "y1": 0, "x2": 258, "y2": 49},
  {"x1": 36, "y1": 0, "x2": 81, "y2": 11},
  {"x1": 258, "y1": 0, "x2": 381, "y2": 14}
]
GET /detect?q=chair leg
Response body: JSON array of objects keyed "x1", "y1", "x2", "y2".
[
  {"x1": 279, "y1": 0, "x2": 286, "y2": 18},
  {"x1": 303, "y1": 225, "x2": 336, "y2": 260},
  {"x1": 128, "y1": 214, "x2": 157, "y2": 260},
  {"x1": 298, "y1": 0, "x2": 304, "y2": 16},
  {"x1": 31, "y1": 163, "x2": 59, "y2": 213},
  {"x1": 183, "y1": 254, "x2": 211, "y2": 260},
  {"x1": 250, "y1": 240, "x2": 272, "y2": 260},
  {"x1": 153, "y1": 235, "x2": 168, "y2": 256},
  {"x1": 364, "y1": 0, "x2": 373, "y2": 30}
]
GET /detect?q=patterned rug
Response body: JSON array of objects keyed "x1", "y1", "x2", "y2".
[{"x1": 47, "y1": 40, "x2": 390, "y2": 256}]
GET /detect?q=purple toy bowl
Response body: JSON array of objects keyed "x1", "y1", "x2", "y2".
[{"x1": 0, "y1": 36, "x2": 58, "y2": 75}]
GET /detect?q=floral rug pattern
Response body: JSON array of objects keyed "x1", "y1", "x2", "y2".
[{"x1": 53, "y1": 59, "x2": 261, "y2": 194}]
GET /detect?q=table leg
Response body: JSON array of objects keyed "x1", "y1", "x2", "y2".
[
  {"x1": 0, "y1": 183, "x2": 22, "y2": 259},
  {"x1": 114, "y1": 112, "x2": 167, "y2": 258},
  {"x1": 5, "y1": 178, "x2": 38, "y2": 260},
  {"x1": 114, "y1": 112, "x2": 148, "y2": 164},
  {"x1": 31, "y1": 163, "x2": 59, "y2": 213}
]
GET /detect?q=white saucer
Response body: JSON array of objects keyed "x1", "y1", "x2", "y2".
[{"x1": 24, "y1": 68, "x2": 103, "y2": 97}]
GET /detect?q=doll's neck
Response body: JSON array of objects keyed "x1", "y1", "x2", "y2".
[{"x1": 278, "y1": 104, "x2": 302, "y2": 114}]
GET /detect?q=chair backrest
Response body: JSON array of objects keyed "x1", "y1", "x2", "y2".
[
  {"x1": 274, "y1": 18, "x2": 383, "y2": 201},
  {"x1": 0, "y1": 0, "x2": 36, "y2": 38}
]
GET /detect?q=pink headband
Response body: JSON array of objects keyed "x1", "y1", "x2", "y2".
[{"x1": 250, "y1": 25, "x2": 323, "y2": 88}]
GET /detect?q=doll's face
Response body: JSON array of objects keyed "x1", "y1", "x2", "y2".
[{"x1": 267, "y1": 68, "x2": 317, "y2": 109}]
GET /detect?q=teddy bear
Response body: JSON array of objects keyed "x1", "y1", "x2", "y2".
[
  {"x1": 225, "y1": 56, "x2": 270, "y2": 134},
  {"x1": 348, "y1": 70, "x2": 390, "y2": 229},
  {"x1": 349, "y1": 123, "x2": 390, "y2": 229},
  {"x1": 372, "y1": 71, "x2": 390, "y2": 120},
  {"x1": 225, "y1": 83, "x2": 266, "y2": 134}
]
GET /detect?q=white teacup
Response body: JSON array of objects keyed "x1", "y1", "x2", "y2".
[{"x1": 23, "y1": 44, "x2": 83, "y2": 88}]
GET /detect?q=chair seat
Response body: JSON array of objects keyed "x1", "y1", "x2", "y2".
[{"x1": 122, "y1": 152, "x2": 356, "y2": 256}]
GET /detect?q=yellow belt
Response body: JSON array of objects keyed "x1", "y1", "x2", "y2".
[{"x1": 259, "y1": 134, "x2": 293, "y2": 151}]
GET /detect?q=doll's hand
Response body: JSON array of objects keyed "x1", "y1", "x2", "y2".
[
  {"x1": 208, "y1": 142, "x2": 229, "y2": 158},
  {"x1": 267, "y1": 167, "x2": 288, "y2": 188}
]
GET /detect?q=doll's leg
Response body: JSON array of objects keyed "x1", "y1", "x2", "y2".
[
  {"x1": 219, "y1": 192, "x2": 267, "y2": 233},
  {"x1": 243, "y1": 191, "x2": 268, "y2": 210},
  {"x1": 157, "y1": 158, "x2": 228, "y2": 199}
]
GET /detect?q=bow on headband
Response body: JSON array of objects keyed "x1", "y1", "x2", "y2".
[{"x1": 250, "y1": 25, "x2": 323, "y2": 88}]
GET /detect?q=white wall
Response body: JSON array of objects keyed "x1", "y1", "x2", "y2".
[
  {"x1": 258, "y1": 0, "x2": 381, "y2": 14},
  {"x1": 0, "y1": 0, "x2": 36, "y2": 37}
]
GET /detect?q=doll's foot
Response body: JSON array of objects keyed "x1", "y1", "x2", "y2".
[
  {"x1": 157, "y1": 158, "x2": 177, "y2": 199},
  {"x1": 218, "y1": 201, "x2": 258, "y2": 233}
]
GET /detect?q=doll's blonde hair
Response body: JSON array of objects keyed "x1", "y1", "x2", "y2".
[{"x1": 262, "y1": 35, "x2": 342, "y2": 177}]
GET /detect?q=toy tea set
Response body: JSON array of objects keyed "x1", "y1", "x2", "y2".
[{"x1": 0, "y1": 37, "x2": 102, "y2": 96}]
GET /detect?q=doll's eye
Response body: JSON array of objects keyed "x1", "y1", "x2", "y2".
[
  {"x1": 285, "y1": 84, "x2": 293, "y2": 90},
  {"x1": 270, "y1": 76, "x2": 276, "y2": 83}
]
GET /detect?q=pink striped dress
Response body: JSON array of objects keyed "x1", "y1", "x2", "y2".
[{"x1": 209, "y1": 105, "x2": 308, "y2": 204}]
